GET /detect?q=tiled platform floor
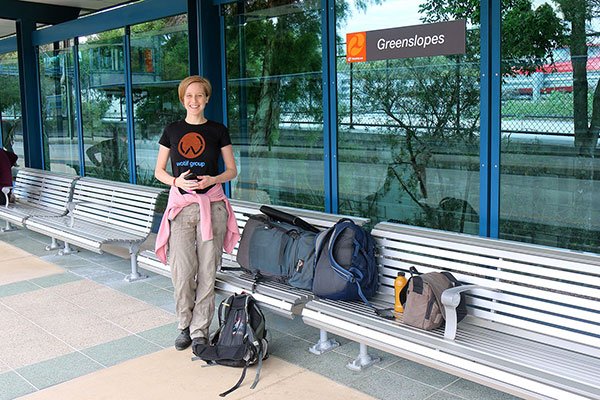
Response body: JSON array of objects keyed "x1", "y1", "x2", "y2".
[{"x1": 0, "y1": 229, "x2": 521, "y2": 400}]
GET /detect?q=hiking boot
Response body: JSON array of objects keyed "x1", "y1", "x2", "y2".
[
  {"x1": 192, "y1": 337, "x2": 207, "y2": 347},
  {"x1": 175, "y1": 328, "x2": 192, "y2": 351}
]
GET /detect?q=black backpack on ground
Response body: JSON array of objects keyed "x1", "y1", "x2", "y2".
[
  {"x1": 192, "y1": 293, "x2": 268, "y2": 397},
  {"x1": 235, "y1": 206, "x2": 319, "y2": 290}
]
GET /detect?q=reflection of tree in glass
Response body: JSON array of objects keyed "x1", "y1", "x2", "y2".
[
  {"x1": 226, "y1": 0, "x2": 323, "y2": 153},
  {"x1": 347, "y1": 0, "x2": 563, "y2": 232},
  {"x1": 353, "y1": 55, "x2": 480, "y2": 231},
  {"x1": 131, "y1": 16, "x2": 188, "y2": 140}
]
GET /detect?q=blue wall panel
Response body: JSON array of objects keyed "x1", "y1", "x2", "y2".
[
  {"x1": 31, "y1": 0, "x2": 187, "y2": 46},
  {"x1": 0, "y1": 37, "x2": 17, "y2": 54},
  {"x1": 16, "y1": 20, "x2": 43, "y2": 169}
]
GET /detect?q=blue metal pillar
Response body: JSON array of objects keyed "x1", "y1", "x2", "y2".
[
  {"x1": 198, "y1": 0, "x2": 223, "y2": 123},
  {"x1": 16, "y1": 19, "x2": 43, "y2": 169},
  {"x1": 0, "y1": 106, "x2": 3, "y2": 149},
  {"x1": 479, "y1": 0, "x2": 491, "y2": 238},
  {"x1": 219, "y1": 8, "x2": 232, "y2": 197},
  {"x1": 489, "y1": 0, "x2": 502, "y2": 238},
  {"x1": 188, "y1": 0, "x2": 200, "y2": 75},
  {"x1": 72, "y1": 38, "x2": 86, "y2": 176},
  {"x1": 196, "y1": 0, "x2": 228, "y2": 193},
  {"x1": 479, "y1": 0, "x2": 501, "y2": 238},
  {"x1": 321, "y1": 0, "x2": 337, "y2": 213},
  {"x1": 233, "y1": 0, "x2": 249, "y2": 199},
  {"x1": 124, "y1": 26, "x2": 137, "y2": 184}
]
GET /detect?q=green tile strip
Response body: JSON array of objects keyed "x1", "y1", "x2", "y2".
[
  {"x1": 136, "y1": 322, "x2": 178, "y2": 349},
  {"x1": 29, "y1": 272, "x2": 82, "y2": 288},
  {"x1": 0, "y1": 273, "x2": 82, "y2": 298},
  {"x1": 16, "y1": 352, "x2": 102, "y2": 391},
  {"x1": 81, "y1": 335, "x2": 162, "y2": 367},
  {"x1": 1, "y1": 323, "x2": 176, "y2": 398},
  {"x1": 0, "y1": 371, "x2": 37, "y2": 400},
  {"x1": 0, "y1": 281, "x2": 40, "y2": 298}
]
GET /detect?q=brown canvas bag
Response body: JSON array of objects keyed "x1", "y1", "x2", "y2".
[{"x1": 400, "y1": 268, "x2": 465, "y2": 330}]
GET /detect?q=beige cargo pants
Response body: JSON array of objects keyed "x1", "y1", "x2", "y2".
[{"x1": 168, "y1": 201, "x2": 228, "y2": 340}]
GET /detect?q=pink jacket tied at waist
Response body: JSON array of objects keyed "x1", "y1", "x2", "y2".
[{"x1": 155, "y1": 184, "x2": 240, "y2": 264}]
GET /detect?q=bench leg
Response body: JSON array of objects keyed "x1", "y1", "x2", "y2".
[
  {"x1": 45, "y1": 237, "x2": 61, "y2": 251},
  {"x1": 58, "y1": 242, "x2": 78, "y2": 255},
  {"x1": 346, "y1": 343, "x2": 380, "y2": 371},
  {"x1": 1, "y1": 220, "x2": 17, "y2": 232},
  {"x1": 124, "y1": 244, "x2": 147, "y2": 282},
  {"x1": 309, "y1": 329, "x2": 340, "y2": 355}
]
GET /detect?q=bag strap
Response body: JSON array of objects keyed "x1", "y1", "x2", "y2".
[
  {"x1": 245, "y1": 296, "x2": 264, "y2": 391},
  {"x1": 441, "y1": 271, "x2": 459, "y2": 286},
  {"x1": 249, "y1": 269, "x2": 287, "y2": 292},
  {"x1": 219, "y1": 359, "x2": 250, "y2": 397},
  {"x1": 218, "y1": 295, "x2": 233, "y2": 326},
  {"x1": 219, "y1": 266, "x2": 243, "y2": 272},
  {"x1": 326, "y1": 221, "x2": 377, "y2": 309},
  {"x1": 259, "y1": 205, "x2": 319, "y2": 233},
  {"x1": 376, "y1": 267, "x2": 420, "y2": 320},
  {"x1": 315, "y1": 226, "x2": 334, "y2": 263}
]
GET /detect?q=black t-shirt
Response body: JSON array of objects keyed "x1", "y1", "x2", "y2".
[{"x1": 159, "y1": 120, "x2": 232, "y2": 194}]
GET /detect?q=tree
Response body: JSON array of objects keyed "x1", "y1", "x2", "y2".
[{"x1": 554, "y1": 0, "x2": 599, "y2": 157}]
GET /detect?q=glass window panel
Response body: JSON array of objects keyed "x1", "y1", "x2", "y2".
[
  {"x1": 336, "y1": 1, "x2": 480, "y2": 233},
  {"x1": 224, "y1": 0, "x2": 324, "y2": 210},
  {"x1": 499, "y1": 1, "x2": 599, "y2": 252},
  {"x1": 0, "y1": 51, "x2": 24, "y2": 166},
  {"x1": 39, "y1": 41, "x2": 80, "y2": 174},
  {"x1": 78, "y1": 28, "x2": 129, "y2": 182},
  {"x1": 131, "y1": 15, "x2": 188, "y2": 187}
]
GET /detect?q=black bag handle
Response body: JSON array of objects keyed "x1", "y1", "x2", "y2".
[
  {"x1": 259, "y1": 205, "x2": 319, "y2": 233},
  {"x1": 399, "y1": 266, "x2": 420, "y2": 306}
]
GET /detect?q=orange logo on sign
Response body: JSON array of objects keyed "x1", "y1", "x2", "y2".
[
  {"x1": 178, "y1": 132, "x2": 205, "y2": 159},
  {"x1": 347, "y1": 32, "x2": 366, "y2": 62}
]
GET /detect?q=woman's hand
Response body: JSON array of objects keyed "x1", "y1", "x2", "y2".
[
  {"x1": 174, "y1": 170, "x2": 201, "y2": 192},
  {"x1": 197, "y1": 175, "x2": 216, "y2": 189}
]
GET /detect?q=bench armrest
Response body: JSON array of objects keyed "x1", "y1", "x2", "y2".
[
  {"x1": 441, "y1": 285, "x2": 491, "y2": 340},
  {"x1": 2, "y1": 186, "x2": 13, "y2": 208}
]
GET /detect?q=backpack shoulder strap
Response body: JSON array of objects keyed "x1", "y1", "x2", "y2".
[
  {"x1": 219, "y1": 294, "x2": 234, "y2": 326},
  {"x1": 219, "y1": 359, "x2": 251, "y2": 397},
  {"x1": 315, "y1": 226, "x2": 334, "y2": 262},
  {"x1": 420, "y1": 272, "x2": 453, "y2": 319},
  {"x1": 441, "y1": 271, "x2": 459, "y2": 286}
]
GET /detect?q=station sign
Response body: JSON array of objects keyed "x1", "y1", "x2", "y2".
[{"x1": 346, "y1": 20, "x2": 466, "y2": 63}]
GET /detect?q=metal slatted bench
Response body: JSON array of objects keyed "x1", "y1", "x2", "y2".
[
  {"x1": 24, "y1": 177, "x2": 165, "y2": 282},
  {"x1": 301, "y1": 221, "x2": 600, "y2": 400},
  {"x1": 136, "y1": 199, "x2": 369, "y2": 319},
  {"x1": 0, "y1": 168, "x2": 78, "y2": 240}
]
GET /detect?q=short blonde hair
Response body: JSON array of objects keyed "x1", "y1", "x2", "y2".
[{"x1": 178, "y1": 75, "x2": 212, "y2": 105}]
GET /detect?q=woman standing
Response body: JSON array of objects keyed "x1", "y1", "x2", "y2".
[{"x1": 154, "y1": 76, "x2": 240, "y2": 350}]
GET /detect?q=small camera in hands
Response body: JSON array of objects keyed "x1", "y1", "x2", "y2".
[{"x1": 184, "y1": 172, "x2": 197, "y2": 181}]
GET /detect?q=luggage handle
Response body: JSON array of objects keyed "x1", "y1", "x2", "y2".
[{"x1": 259, "y1": 205, "x2": 319, "y2": 233}]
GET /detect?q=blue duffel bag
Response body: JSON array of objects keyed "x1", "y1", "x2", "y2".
[{"x1": 312, "y1": 218, "x2": 378, "y2": 305}]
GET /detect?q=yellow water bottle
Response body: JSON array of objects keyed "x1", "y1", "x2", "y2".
[{"x1": 394, "y1": 272, "x2": 408, "y2": 313}]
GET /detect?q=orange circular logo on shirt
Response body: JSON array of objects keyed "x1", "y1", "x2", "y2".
[{"x1": 178, "y1": 132, "x2": 205, "y2": 159}]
